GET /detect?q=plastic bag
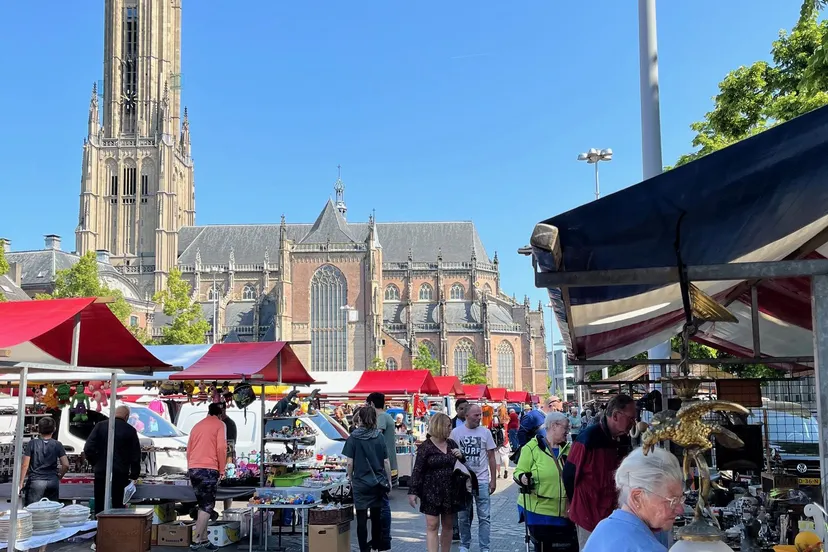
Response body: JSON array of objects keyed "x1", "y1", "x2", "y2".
[{"x1": 123, "y1": 481, "x2": 137, "y2": 504}]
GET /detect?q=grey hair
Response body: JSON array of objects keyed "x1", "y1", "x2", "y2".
[
  {"x1": 543, "y1": 411, "x2": 568, "y2": 431},
  {"x1": 615, "y1": 447, "x2": 684, "y2": 506}
]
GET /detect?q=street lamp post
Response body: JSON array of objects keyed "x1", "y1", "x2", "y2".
[
  {"x1": 209, "y1": 267, "x2": 219, "y2": 344},
  {"x1": 577, "y1": 148, "x2": 613, "y2": 200}
]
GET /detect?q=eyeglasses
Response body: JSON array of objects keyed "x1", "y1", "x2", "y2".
[{"x1": 647, "y1": 490, "x2": 686, "y2": 509}]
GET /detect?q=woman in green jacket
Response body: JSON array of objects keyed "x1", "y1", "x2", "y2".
[{"x1": 515, "y1": 411, "x2": 577, "y2": 552}]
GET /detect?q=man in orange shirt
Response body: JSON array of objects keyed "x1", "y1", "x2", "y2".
[{"x1": 186, "y1": 403, "x2": 228, "y2": 550}]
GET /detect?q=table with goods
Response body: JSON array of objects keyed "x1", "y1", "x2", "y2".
[
  {"x1": 0, "y1": 499, "x2": 95, "y2": 551},
  {"x1": 246, "y1": 413, "x2": 351, "y2": 552}
]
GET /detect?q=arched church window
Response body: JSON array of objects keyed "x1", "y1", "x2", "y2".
[
  {"x1": 454, "y1": 339, "x2": 474, "y2": 379},
  {"x1": 482, "y1": 283, "x2": 493, "y2": 296},
  {"x1": 242, "y1": 284, "x2": 256, "y2": 301},
  {"x1": 450, "y1": 283, "x2": 465, "y2": 300},
  {"x1": 384, "y1": 284, "x2": 400, "y2": 301},
  {"x1": 419, "y1": 283, "x2": 434, "y2": 301},
  {"x1": 207, "y1": 284, "x2": 220, "y2": 302},
  {"x1": 420, "y1": 340, "x2": 438, "y2": 360},
  {"x1": 385, "y1": 358, "x2": 398, "y2": 371},
  {"x1": 310, "y1": 265, "x2": 348, "y2": 372},
  {"x1": 497, "y1": 341, "x2": 515, "y2": 389}
]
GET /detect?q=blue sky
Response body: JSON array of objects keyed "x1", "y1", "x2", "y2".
[{"x1": 0, "y1": 1, "x2": 804, "y2": 350}]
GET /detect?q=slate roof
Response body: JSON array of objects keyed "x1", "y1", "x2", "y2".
[
  {"x1": 177, "y1": 203, "x2": 490, "y2": 265},
  {"x1": 0, "y1": 274, "x2": 31, "y2": 301},
  {"x1": 381, "y1": 301, "x2": 518, "y2": 326}
]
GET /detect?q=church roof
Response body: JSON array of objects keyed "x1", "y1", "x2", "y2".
[
  {"x1": 178, "y1": 217, "x2": 489, "y2": 265},
  {"x1": 381, "y1": 301, "x2": 518, "y2": 327}
]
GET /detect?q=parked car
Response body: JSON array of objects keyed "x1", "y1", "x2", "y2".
[{"x1": 175, "y1": 400, "x2": 347, "y2": 461}]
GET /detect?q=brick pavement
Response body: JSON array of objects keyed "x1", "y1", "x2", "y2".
[{"x1": 45, "y1": 476, "x2": 529, "y2": 552}]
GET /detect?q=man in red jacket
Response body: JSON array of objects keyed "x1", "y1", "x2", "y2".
[{"x1": 562, "y1": 394, "x2": 636, "y2": 550}]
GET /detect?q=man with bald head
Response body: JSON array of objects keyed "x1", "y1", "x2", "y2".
[
  {"x1": 84, "y1": 404, "x2": 142, "y2": 516},
  {"x1": 450, "y1": 403, "x2": 497, "y2": 552}
]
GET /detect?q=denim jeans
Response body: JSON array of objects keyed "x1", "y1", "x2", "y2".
[
  {"x1": 458, "y1": 484, "x2": 490, "y2": 552},
  {"x1": 380, "y1": 493, "x2": 391, "y2": 549},
  {"x1": 24, "y1": 478, "x2": 59, "y2": 506}
]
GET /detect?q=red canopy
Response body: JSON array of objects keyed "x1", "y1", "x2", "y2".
[
  {"x1": 506, "y1": 390, "x2": 531, "y2": 403},
  {"x1": 461, "y1": 384, "x2": 491, "y2": 400},
  {"x1": 168, "y1": 342, "x2": 313, "y2": 384},
  {"x1": 487, "y1": 387, "x2": 507, "y2": 402},
  {"x1": 350, "y1": 370, "x2": 440, "y2": 395},
  {"x1": 432, "y1": 376, "x2": 465, "y2": 396},
  {"x1": 0, "y1": 298, "x2": 168, "y2": 371}
]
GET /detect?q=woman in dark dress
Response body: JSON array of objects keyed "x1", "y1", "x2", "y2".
[
  {"x1": 408, "y1": 413, "x2": 464, "y2": 552},
  {"x1": 343, "y1": 406, "x2": 392, "y2": 552}
]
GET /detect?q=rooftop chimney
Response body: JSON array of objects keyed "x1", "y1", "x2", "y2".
[
  {"x1": 0, "y1": 238, "x2": 9, "y2": 253},
  {"x1": 44, "y1": 234, "x2": 61, "y2": 251},
  {"x1": 96, "y1": 250, "x2": 110, "y2": 264}
]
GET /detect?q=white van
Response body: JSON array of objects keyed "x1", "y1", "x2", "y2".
[
  {"x1": 0, "y1": 400, "x2": 189, "y2": 475},
  {"x1": 175, "y1": 400, "x2": 347, "y2": 461}
]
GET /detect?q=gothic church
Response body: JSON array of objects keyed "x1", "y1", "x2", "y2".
[{"x1": 70, "y1": 0, "x2": 547, "y2": 391}]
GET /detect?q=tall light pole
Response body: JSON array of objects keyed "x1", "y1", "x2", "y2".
[
  {"x1": 577, "y1": 148, "x2": 613, "y2": 200},
  {"x1": 209, "y1": 266, "x2": 219, "y2": 344},
  {"x1": 638, "y1": 0, "x2": 670, "y2": 398}
]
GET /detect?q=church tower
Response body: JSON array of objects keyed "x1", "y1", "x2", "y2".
[{"x1": 75, "y1": 0, "x2": 194, "y2": 292}]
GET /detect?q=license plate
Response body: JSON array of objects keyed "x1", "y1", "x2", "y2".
[{"x1": 798, "y1": 477, "x2": 821, "y2": 485}]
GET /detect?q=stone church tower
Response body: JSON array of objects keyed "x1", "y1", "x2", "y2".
[{"x1": 75, "y1": 0, "x2": 194, "y2": 292}]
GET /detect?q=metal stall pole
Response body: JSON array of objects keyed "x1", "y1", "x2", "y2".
[
  {"x1": 8, "y1": 364, "x2": 29, "y2": 549},
  {"x1": 104, "y1": 372, "x2": 119, "y2": 511},
  {"x1": 810, "y1": 274, "x2": 828, "y2": 503}
]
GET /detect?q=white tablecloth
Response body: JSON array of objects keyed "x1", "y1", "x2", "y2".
[{"x1": 0, "y1": 520, "x2": 97, "y2": 551}]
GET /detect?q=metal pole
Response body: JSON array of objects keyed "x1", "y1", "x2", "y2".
[
  {"x1": 594, "y1": 162, "x2": 600, "y2": 200},
  {"x1": 638, "y1": 0, "x2": 663, "y2": 180},
  {"x1": 71, "y1": 313, "x2": 82, "y2": 366},
  {"x1": 212, "y1": 272, "x2": 218, "y2": 345},
  {"x1": 638, "y1": 0, "x2": 670, "y2": 397},
  {"x1": 104, "y1": 372, "x2": 118, "y2": 511},
  {"x1": 810, "y1": 274, "x2": 828, "y2": 503},
  {"x1": 8, "y1": 365, "x2": 29, "y2": 549},
  {"x1": 751, "y1": 285, "x2": 761, "y2": 357}
]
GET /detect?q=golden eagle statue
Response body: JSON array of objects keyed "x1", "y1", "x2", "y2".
[{"x1": 640, "y1": 400, "x2": 750, "y2": 528}]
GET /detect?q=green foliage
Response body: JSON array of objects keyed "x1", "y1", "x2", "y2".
[
  {"x1": 0, "y1": 242, "x2": 7, "y2": 301},
  {"x1": 461, "y1": 358, "x2": 488, "y2": 385},
  {"x1": 152, "y1": 268, "x2": 210, "y2": 345},
  {"x1": 368, "y1": 357, "x2": 386, "y2": 371},
  {"x1": 412, "y1": 343, "x2": 441, "y2": 376},
  {"x1": 41, "y1": 251, "x2": 132, "y2": 322},
  {"x1": 676, "y1": 3, "x2": 828, "y2": 167}
]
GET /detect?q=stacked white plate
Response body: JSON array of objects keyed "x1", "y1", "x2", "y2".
[
  {"x1": 26, "y1": 498, "x2": 62, "y2": 535},
  {"x1": 0, "y1": 510, "x2": 33, "y2": 542},
  {"x1": 58, "y1": 504, "x2": 91, "y2": 527}
]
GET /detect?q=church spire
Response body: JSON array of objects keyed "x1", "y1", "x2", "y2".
[
  {"x1": 334, "y1": 165, "x2": 347, "y2": 219},
  {"x1": 88, "y1": 82, "x2": 99, "y2": 137},
  {"x1": 179, "y1": 107, "x2": 191, "y2": 157}
]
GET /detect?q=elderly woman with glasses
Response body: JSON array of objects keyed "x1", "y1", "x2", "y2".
[
  {"x1": 515, "y1": 411, "x2": 577, "y2": 552},
  {"x1": 583, "y1": 447, "x2": 685, "y2": 552}
]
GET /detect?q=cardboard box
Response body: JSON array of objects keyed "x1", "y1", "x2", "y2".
[
  {"x1": 207, "y1": 522, "x2": 241, "y2": 547},
  {"x1": 309, "y1": 522, "x2": 350, "y2": 552},
  {"x1": 152, "y1": 503, "x2": 177, "y2": 524},
  {"x1": 158, "y1": 521, "x2": 196, "y2": 547}
]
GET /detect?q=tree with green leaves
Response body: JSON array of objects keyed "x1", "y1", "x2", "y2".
[
  {"x1": 367, "y1": 357, "x2": 386, "y2": 371},
  {"x1": 461, "y1": 358, "x2": 488, "y2": 385},
  {"x1": 674, "y1": 1, "x2": 828, "y2": 167},
  {"x1": 152, "y1": 268, "x2": 210, "y2": 345},
  {"x1": 38, "y1": 251, "x2": 132, "y2": 321},
  {"x1": 0, "y1": 244, "x2": 9, "y2": 302},
  {"x1": 412, "y1": 343, "x2": 441, "y2": 376}
]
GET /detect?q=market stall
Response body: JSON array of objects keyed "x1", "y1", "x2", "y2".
[
  {"x1": 0, "y1": 297, "x2": 171, "y2": 549},
  {"x1": 506, "y1": 390, "x2": 531, "y2": 404},
  {"x1": 529, "y1": 104, "x2": 828, "y2": 550},
  {"x1": 461, "y1": 384, "x2": 491, "y2": 401},
  {"x1": 349, "y1": 370, "x2": 439, "y2": 481}
]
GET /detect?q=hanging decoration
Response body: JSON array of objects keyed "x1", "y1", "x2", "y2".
[
  {"x1": 42, "y1": 385, "x2": 58, "y2": 410},
  {"x1": 88, "y1": 381, "x2": 108, "y2": 412},
  {"x1": 70, "y1": 384, "x2": 91, "y2": 422},
  {"x1": 56, "y1": 383, "x2": 72, "y2": 407}
]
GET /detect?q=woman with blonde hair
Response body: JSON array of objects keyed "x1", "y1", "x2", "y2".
[{"x1": 408, "y1": 412, "x2": 464, "y2": 552}]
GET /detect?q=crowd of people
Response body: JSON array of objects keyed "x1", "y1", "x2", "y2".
[{"x1": 403, "y1": 393, "x2": 685, "y2": 552}]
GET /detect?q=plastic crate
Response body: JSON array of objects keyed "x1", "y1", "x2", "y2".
[{"x1": 270, "y1": 472, "x2": 310, "y2": 487}]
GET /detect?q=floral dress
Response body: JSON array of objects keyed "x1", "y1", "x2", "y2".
[{"x1": 408, "y1": 438, "x2": 462, "y2": 516}]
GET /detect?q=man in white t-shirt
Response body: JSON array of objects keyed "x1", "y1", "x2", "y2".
[{"x1": 450, "y1": 404, "x2": 497, "y2": 552}]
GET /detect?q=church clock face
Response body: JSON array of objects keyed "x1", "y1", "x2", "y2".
[{"x1": 122, "y1": 89, "x2": 137, "y2": 112}]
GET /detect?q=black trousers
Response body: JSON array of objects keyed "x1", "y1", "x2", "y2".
[
  {"x1": 529, "y1": 522, "x2": 578, "y2": 552},
  {"x1": 93, "y1": 472, "x2": 130, "y2": 515},
  {"x1": 356, "y1": 507, "x2": 381, "y2": 552}
]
